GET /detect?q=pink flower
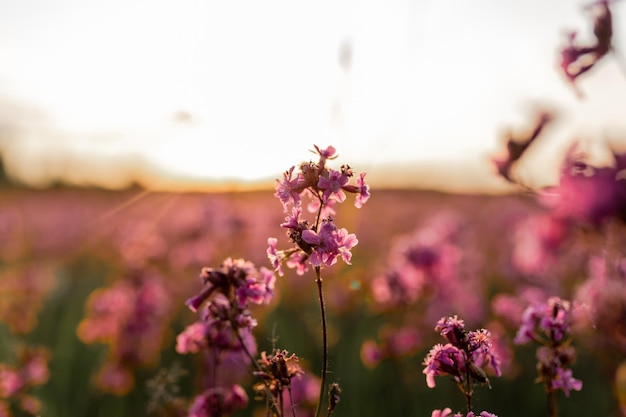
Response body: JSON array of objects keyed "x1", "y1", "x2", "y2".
[
  {"x1": 318, "y1": 169, "x2": 349, "y2": 203},
  {"x1": 236, "y1": 267, "x2": 276, "y2": 308},
  {"x1": 302, "y1": 221, "x2": 357, "y2": 268},
  {"x1": 355, "y1": 172, "x2": 370, "y2": 208},
  {"x1": 422, "y1": 343, "x2": 464, "y2": 388},
  {"x1": 431, "y1": 408, "x2": 453, "y2": 417},
  {"x1": 552, "y1": 367, "x2": 583, "y2": 397},
  {"x1": 275, "y1": 166, "x2": 306, "y2": 210},
  {"x1": 176, "y1": 322, "x2": 208, "y2": 354}
]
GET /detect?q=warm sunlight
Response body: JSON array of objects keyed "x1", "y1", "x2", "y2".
[{"x1": 1, "y1": 0, "x2": 626, "y2": 192}]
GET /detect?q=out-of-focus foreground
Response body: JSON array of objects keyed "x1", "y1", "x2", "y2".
[{"x1": 0, "y1": 180, "x2": 624, "y2": 416}]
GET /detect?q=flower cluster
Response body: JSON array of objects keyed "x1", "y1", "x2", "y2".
[
  {"x1": 268, "y1": 145, "x2": 369, "y2": 275},
  {"x1": 514, "y1": 297, "x2": 583, "y2": 398},
  {"x1": 538, "y1": 142, "x2": 626, "y2": 227},
  {"x1": 0, "y1": 346, "x2": 50, "y2": 416},
  {"x1": 423, "y1": 315, "x2": 501, "y2": 416},
  {"x1": 177, "y1": 257, "x2": 276, "y2": 416},
  {"x1": 77, "y1": 270, "x2": 171, "y2": 395},
  {"x1": 424, "y1": 316, "x2": 501, "y2": 389},
  {"x1": 370, "y1": 212, "x2": 483, "y2": 324},
  {"x1": 432, "y1": 409, "x2": 498, "y2": 417}
]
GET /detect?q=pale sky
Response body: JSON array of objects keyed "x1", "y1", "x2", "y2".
[{"x1": 1, "y1": 0, "x2": 626, "y2": 192}]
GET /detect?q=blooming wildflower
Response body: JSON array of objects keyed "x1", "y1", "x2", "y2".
[
  {"x1": 235, "y1": 267, "x2": 276, "y2": 308},
  {"x1": 431, "y1": 408, "x2": 453, "y2": 417},
  {"x1": 286, "y1": 252, "x2": 310, "y2": 275},
  {"x1": 175, "y1": 322, "x2": 208, "y2": 354},
  {"x1": 539, "y1": 142, "x2": 626, "y2": 226},
  {"x1": 269, "y1": 145, "x2": 368, "y2": 275},
  {"x1": 422, "y1": 343, "x2": 464, "y2": 388},
  {"x1": 436, "y1": 315, "x2": 466, "y2": 346},
  {"x1": 275, "y1": 166, "x2": 305, "y2": 210},
  {"x1": 552, "y1": 367, "x2": 583, "y2": 397},
  {"x1": 514, "y1": 297, "x2": 576, "y2": 345},
  {"x1": 302, "y1": 220, "x2": 358, "y2": 267},
  {"x1": 318, "y1": 169, "x2": 349, "y2": 203},
  {"x1": 266, "y1": 237, "x2": 284, "y2": 277},
  {"x1": 355, "y1": 172, "x2": 371, "y2": 208},
  {"x1": 188, "y1": 385, "x2": 248, "y2": 417}
]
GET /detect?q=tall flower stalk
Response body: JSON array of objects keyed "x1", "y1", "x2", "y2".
[
  {"x1": 514, "y1": 297, "x2": 583, "y2": 417},
  {"x1": 423, "y1": 315, "x2": 501, "y2": 416},
  {"x1": 268, "y1": 145, "x2": 370, "y2": 417}
]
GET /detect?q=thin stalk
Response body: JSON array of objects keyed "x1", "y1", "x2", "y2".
[
  {"x1": 465, "y1": 355, "x2": 473, "y2": 414},
  {"x1": 546, "y1": 384, "x2": 557, "y2": 417},
  {"x1": 288, "y1": 386, "x2": 297, "y2": 417},
  {"x1": 314, "y1": 266, "x2": 328, "y2": 417},
  {"x1": 236, "y1": 330, "x2": 282, "y2": 417}
]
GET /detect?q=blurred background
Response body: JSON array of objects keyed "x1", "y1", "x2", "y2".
[
  {"x1": 1, "y1": 0, "x2": 626, "y2": 192},
  {"x1": 1, "y1": 1, "x2": 626, "y2": 416}
]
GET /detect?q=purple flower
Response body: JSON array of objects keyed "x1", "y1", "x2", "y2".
[
  {"x1": 436, "y1": 315, "x2": 466, "y2": 347},
  {"x1": 266, "y1": 237, "x2": 284, "y2": 277},
  {"x1": 431, "y1": 408, "x2": 453, "y2": 417},
  {"x1": 552, "y1": 367, "x2": 583, "y2": 397},
  {"x1": 302, "y1": 221, "x2": 358, "y2": 268},
  {"x1": 188, "y1": 385, "x2": 248, "y2": 417},
  {"x1": 354, "y1": 172, "x2": 370, "y2": 208},
  {"x1": 175, "y1": 322, "x2": 207, "y2": 354},
  {"x1": 318, "y1": 169, "x2": 350, "y2": 203},
  {"x1": 275, "y1": 166, "x2": 305, "y2": 210},
  {"x1": 422, "y1": 343, "x2": 464, "y2": 388},
  {"x1": 235, "y1": 267, "x2": 276, "y2": 308},
  {"x1": 538, "y1": 143, "x2": 626, "y2": 226},
  {"x1": 514, "y1": 297, "x2": 575, "y2": 345}
]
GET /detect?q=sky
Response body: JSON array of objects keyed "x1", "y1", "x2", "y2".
[{"x1": 1, "y1": 0, "x2": 626, "y2": 192}]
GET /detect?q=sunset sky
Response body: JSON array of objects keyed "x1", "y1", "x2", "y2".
[{"x1": 1, "y1": 0, "x2": 626, "y2": 192}]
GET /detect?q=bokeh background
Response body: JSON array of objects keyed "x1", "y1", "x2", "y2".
[{"x1": 1, "y1": 1, "x2": 626, "y2": 416}]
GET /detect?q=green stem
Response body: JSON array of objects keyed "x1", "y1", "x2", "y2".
[{"x1": 314, "y1": 266, "x2": 328, "y2": 417}]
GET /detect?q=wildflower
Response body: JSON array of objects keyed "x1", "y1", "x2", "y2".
[
  {"x1": 188, "y1": 385, "x2": 248, "y2": 417},
  {"x1": 552, "y1": 367, "x2": 583, "y2": 397},
  {"x1": 515, "y1": 297, "x2": 583, "y2": 401},
  {"x1": 275, "y1": 166, "x2": 306, "y2": 210},
  {"x1": 436, "y1": 315, "x2": 466, "y2": 346},
  {"x1": 431, "y1": 408, "x2": 453, "y2": 417},
  {"x1": 269, "y1": 144, "x2": 368, "y2": 275},
  {"x1": 422, "y1": 343, "x2": 464, "y2": 388},
  {"x1": 318, "y1": 169, "x2": 350, "y2": 203},
  {"x1": 424, "y1": 316, "x2": 501, "y2": 390},
  {"x1": 302, "y1": 220, "x2": 358, "y2": 268},
  {"x1": 538, "y1": 142, "x2": 626, "y2": 226}
]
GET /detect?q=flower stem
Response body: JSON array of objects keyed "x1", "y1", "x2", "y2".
[
  {"x1": 546, "y1": 385, "x2": 558, "y2": 417},
  {"x1": 236, "y1": 330, "x2": 283, "y2": 417},
  {"x1": 314, "y1": 266, "x2": 328, "y2": 417},
  {"x1": 462, "y1": 351, "x2": 473, "y2": 414}
]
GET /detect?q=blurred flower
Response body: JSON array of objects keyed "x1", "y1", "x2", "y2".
[
  {"x1": 559, "y1": 0, "x2": 615, "y2": 93},
  {"x1": 78, "y1": 270, "x2": 172, "y2": 395},
  {"x1": 188, "y1": 384, "x2": 248, "y2": 417},
  {"x1": 538, "y1": 142, "x2": 626, "y2": 226}
]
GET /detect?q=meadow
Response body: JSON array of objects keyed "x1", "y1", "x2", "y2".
[
  {"x1": 0, "y1": 175, "x2": 623, "y2": 416},
  {"x1": 1, "y1": 2, "x2": 625, "y2": 416}
]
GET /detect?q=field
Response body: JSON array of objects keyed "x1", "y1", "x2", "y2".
[{"x1": 0, "y1": 182, "x2": 623, "y2": 417}]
